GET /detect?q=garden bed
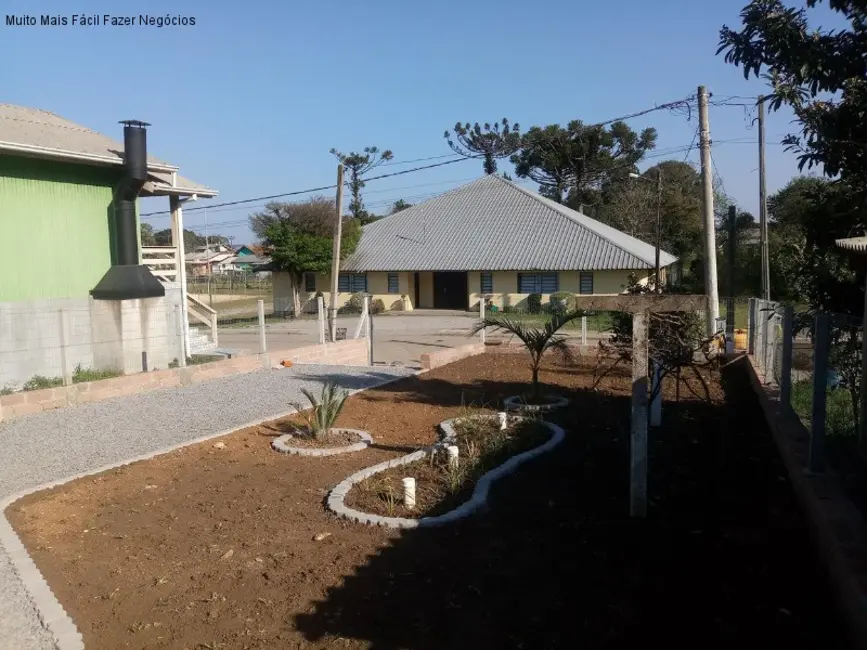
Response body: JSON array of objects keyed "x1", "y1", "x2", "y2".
[
  {"x1": 3, "y1": 354, "x2": 850, "y2": 650},
  {"x1": 343, "y1": 415, "x2": 551, "y2": 519}
]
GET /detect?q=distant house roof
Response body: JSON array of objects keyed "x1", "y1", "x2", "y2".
[
  {"x1": 236, "y1": 245, "x2": 265, "y2": 256},
  {"x1": 0, "y1": 104, "x2": 217, "y2": 197},
  {"x1": 341, "y1": 175, "x2": 677, "y2": 272}
]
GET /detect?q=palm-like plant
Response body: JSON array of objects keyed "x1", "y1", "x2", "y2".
[
  {"x1": 291, "y1": 381, "x2": 349, "y2": 441},
  {"x1": 470, "y1": 312, "x2": 581, "y2": 401}
]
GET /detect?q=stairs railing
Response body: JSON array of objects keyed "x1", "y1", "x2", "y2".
[{"x1": 187, "y1": 293, "x2": 218, "y2": 348}]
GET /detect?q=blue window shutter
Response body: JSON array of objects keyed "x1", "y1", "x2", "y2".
[
  {"x1": 480, "y1": 272, "x2": 493, "y2": 294},
  {"x1": 338, "y1": 274, "x2": 350, "y2": 292},
  {"x1": 539, "y1": 273, "x2": 558, "y2": 293},
  {"x1": 387, "y1": 273, "x2": 399, "y2": 293},
  {"x1": 579, "y1": 272, "x2": 594, "y2": 294},
  {"x1": 518, "y1": 273, "x2": 537, "y2": 293},
  {"x1": 305, "y1": 273, "x2": 316, "y2": 292}
]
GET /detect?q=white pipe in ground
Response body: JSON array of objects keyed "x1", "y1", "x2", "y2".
[
  {"x1": 497, "y1": 412, "x2": 508, "y2": 430},
  {"x1": 446, "y1": 445, "x2": 459, "y2": 469},
  {"x1": 402, "y1": 477, "x2": 416, "y2": 509}
]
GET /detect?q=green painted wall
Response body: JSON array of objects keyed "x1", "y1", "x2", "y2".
[{"x1": 0, "y1": 155, "x2": 124, "y2": 301}]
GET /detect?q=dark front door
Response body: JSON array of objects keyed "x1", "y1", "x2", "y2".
[{"x1": 433, "y1": 271, "x2": 468, "y2": 309}]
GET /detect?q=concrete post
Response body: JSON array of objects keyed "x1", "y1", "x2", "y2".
[
  {"x1": 446, "y1": 445, "x2": 459, "y2": 469},
  {"x1": 257, "y1": 299, "x2": 267, "y2": 354},
  {"x1": 317, "y1": 296, "x2": 326, "y2": 344},
  {"x1": 748, "y1": 297, "x2": 757, "y2": 356},
  {"x1": 479, "y1": 298, "x2": 486, "y2": 344},
  {"x1": 809, "y1": 314, "x2": 831, "y2": 473},
  {"x1": 581, "y1": 316, "x2": 587, "y2": 345},
  {"x1": 174, "y1": 304, "x2": 186, "y2": 368},
  {"x1": 364, "y1": 296, "x2": 373, "y2": 365},
  {"x1": 630, "y1": 310, "x2": 649, "y2": 517},
  {"x1": 780, "y1": 305, "x2": 794, "y2": 410},
  {"x1": 58, "y1": 309, "x2": 73, "y2": 386},
  {"x1": 650, "y1": 361, "x2": 662, "y2": 427},
  {"x1": 402, "y1": 477, "x2": 416, "y2": 510}
]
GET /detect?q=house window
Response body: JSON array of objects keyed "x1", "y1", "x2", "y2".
[
  {"x1": 517, "y1": 272, "x2": 559, "y2": 293},
  {"x1": 338, "y1": 273, "x2": 367, "y2": 293},
  {"x1": 579, "y1": 272, "x2": 594, "y2": 295},
  {"x1": 387, "y1": 273, "x2": 400, "y2": 294},
  {"x1": 480, "y1": 272, "x2": 493, "y2": 294},
  {"x1": 304, "y1": 272, "x2": 316, "y2": 292}
]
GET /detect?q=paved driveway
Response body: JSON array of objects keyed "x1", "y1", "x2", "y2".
[{"x1": 0, "y1": 363, "x2": 414, "y2": 650}]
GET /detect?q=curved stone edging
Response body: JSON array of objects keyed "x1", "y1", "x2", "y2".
[
  {"x1": 327, "y1": 416, "x2": 565, "y2": 529},
  {"x1": 272, "y1": 428, "x2": 372, "y2": 457},
  {"x1": 503, "y1": 394, "x2": 570, "y2": 412}
]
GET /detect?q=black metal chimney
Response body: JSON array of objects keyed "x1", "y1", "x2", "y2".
[{"x1": 91, "y1": 120, "x2": 165, "y2": 300}]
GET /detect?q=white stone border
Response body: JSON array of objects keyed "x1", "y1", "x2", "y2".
[
  {"x1": 327, "y1": 415, "x2": 565, "y2": 529},
  {"x1": 503, "y1": 394, "x2": 570, "y2": 412},
  {"x1": 0, "y1": 372, "x2": 411, "y2": 650},
  {"x1": 272, "y1": 428, "x2": 372, "y2": 456}
]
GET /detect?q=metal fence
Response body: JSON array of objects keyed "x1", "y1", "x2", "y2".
[{"x1": 751, "y1": 299, "x2": 865, "y2": 486}]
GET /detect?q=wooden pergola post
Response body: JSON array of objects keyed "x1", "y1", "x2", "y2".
[{"x1": 572, "y1": 294, "x2": 709, "y2": 518}]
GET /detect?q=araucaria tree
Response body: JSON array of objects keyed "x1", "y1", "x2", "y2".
[
  {"x1": 252, "y1": 196, "x2": 361, "y2": 318},
  {"x1": 444, "y1": 119, "x2": 521, "y2": 175},
  {"x1": 510, "y1": 120, "x2": 657, "y2": 209},
  {"x1": 330, "y1": 146, "x2": 393, "y2": 223}
]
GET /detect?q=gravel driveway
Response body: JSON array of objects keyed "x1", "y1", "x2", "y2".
[{"x1": 0, "y1": 363, "x2": 415, "y2": 650}]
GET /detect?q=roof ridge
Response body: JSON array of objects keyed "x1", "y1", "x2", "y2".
[{"x1": 501, "y1": 178, "x2": 665, "y2": 267}]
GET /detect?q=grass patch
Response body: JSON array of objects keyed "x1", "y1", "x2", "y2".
[
  {"x1": 72, "y1": 364, "x2": 122, "y2": 383},
  {"x1": 790, "y1": 378, "x2": 856, "y2": 436},
  {"x1": 169, "y1": 355, "x2": 226, "y2": 368}
]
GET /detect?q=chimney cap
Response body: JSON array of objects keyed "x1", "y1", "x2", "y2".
[{"x1": 119, "y1": 119, "x2": 150, "y2": 128}]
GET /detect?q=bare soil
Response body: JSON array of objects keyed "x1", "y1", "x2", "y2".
[
  {"x1": 345, "y1": 417, "x2": 549, "y2": 518},
  {"x1": 5, "y1": 354, "x2": 852, "y2": 650}
]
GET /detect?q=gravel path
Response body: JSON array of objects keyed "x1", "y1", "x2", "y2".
[{"x1": 0, "y1": 363, "x2": 415, "y2": 650}]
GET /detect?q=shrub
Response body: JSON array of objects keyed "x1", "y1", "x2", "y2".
[
  {"x1": 501, "y1": 305, "x2": 516, "y2": 314},
  {"x1": 291, "y1": 381, "x2": 350, "y2": 441},
  {"x1": 527, "y1": 293, "x2": 543, "y2": 314},
  {"x1": 23, "y1": 375, "x2": 63, "y2": 391},
  {"x1": 371, "y1": 298, "x2": 386, "y2": 314},
  {"x1": 340, "y1": 292, "x2": 366, "y2": 314},
  {"x1": 549, "y1": 291, "x2": 575, "y2": 314}
]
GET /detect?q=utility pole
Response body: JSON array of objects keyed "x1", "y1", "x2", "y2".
[
  {"x1": 655, "y1": 168, "x2": 663, "y2": 293},
  {"x1": 726, "y1": 204, "x2": 737, "y2": 350},
  {"x1": 328, "y1": 164, "x2": 345, "y2": 342},
  {"x1": 758, "y1": 95, "x2": 770, "y2": 301},
  {"x1": 698, "y1": 85, "x2": 720, "y2": 335}
]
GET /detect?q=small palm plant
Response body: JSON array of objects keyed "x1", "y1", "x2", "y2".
[
  {"x1": 291, "y1": 381, "x2": 349, "y2": 441},
  {"x1": 470, "y1": 311, "x2": 581, "y2": 402}
]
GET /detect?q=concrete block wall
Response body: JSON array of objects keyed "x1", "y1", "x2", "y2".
[
  {"x1": 0, "y1": 337, "x2": 370, "y2": 422},
  {"x1": 0, "y1": 290, "x2": 183, "y2": 390}
]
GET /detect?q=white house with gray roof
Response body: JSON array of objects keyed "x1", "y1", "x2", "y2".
[{"x1": 273, "y1": 175, "x2": 678, "y2": 314}]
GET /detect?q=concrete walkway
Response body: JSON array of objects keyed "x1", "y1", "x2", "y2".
[{"x1": 0, "y1": 363, "x2": 415, "y2": 650}]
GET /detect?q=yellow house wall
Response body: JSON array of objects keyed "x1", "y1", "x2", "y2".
[
  {"x1": 468, "y1": 269, "x2": 653, "y2": 310},
  {"x1": 418, "y1": 272, "x2": 434, "y2": 309},
  {"x1": 273, "y1": 271, "x2": 415, "y2": 314}
]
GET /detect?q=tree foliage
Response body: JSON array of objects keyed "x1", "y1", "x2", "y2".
[
  {"x1": 330, "y1": 146, "x2": 393, "y2": 222},
  {"x1": 390, "y1": 199, "x2": 412, "y2": 214},
  {"x1": 510, "y1": 120, "x2": 657, "y2": 208},
  {"x1": 444, "y1": 118, "x2": 521, "y2": 175},
  {"x1": 146, "y1": 226, "x2": 229, "y2": 251},
  {"x1": 257, "y1": 197, "x2": 361, "y2": 317},
  {"x1": 718, "y1": 0, "x2": 867, "y2": 193},
  {"x1": 140, "y1": 222, "x2": 156, "y2": 246}
]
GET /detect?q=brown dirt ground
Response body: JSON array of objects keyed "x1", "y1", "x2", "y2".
[
  {"x1": 274, "y1": 428, "x2": 363, "y2": 449},
  {"x1": 5, "y1": 353, "x2": 852, "y2": 650}
]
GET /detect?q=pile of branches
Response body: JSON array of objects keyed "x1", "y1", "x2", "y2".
[{"x1": 592, "y1": 278, "x2": 721, "y2": 403}]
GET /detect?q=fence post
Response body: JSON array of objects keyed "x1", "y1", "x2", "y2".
[
  {"x1": 809, "y1": 314, "x2": 831, "y2": 473},
  {"x1": 174, "y1": 304, "x2": 187, "y2": 367},
  {"x1": 581, "y1": 316, "x2": 587, "y2": 345},
  {"x1": 650, "y1": 361, "x2": 662, "y2": 427},
  {"x1": 257, "y1": 299, "x2": 267, "y2": 354},
  {"x1": 479, "y1": 298, "x2": 486, "y2": 345},
  {"x1": 748, "y1": 297, "x2": 757, "y2": 356},
  {"x1": 365, "y1": 296, "x2": 373, "y2": 365},
  {"x1": 780, "y1": 305, "x2": 794, "y2": 409},
  {"x1": 630, "y1": 310, "x2": 649, "y2": 518},
  {"x1": 317, "y1": 296, "x2": 326, "y2": 344},
  {"x1": 58, "y1": 309, "x2": 72, "y2": 386}
]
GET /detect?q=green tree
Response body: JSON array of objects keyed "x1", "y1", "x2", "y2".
[
  {"x1": 444, "y1": 119, "x2": 521, "y2": 175},
  {"x1": 390, "y1": 199, "x2": 412, "y2": 214},
  {"x1": 330, "y1": 146, "x2": 393, "y2": 222},
  {"x1": 153, "y1": 228, "x2": 228, "y2": 250},
  {"x1": 511, "y1": 120, "x2": 657, "y2": 209},
  {"x1": 249, "y1": 196, "x2": 335, "y2": 241},
  {"x1": 140, "y1": 222, "x2": 156, "y2": 246},
  {"x1": 719, "y1": 0, "x2": 867, "y2": 194},
  {"x1": 260, "y1": 197, "x2": 361, "y2": 317}
]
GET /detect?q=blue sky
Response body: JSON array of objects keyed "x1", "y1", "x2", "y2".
[{"x1": 2, "y1": 0, "x2": 837, "y2": 245}]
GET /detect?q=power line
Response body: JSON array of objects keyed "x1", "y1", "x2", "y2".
[{"x1": 142, "y1": 91, "x2": 700, "y2": 220}]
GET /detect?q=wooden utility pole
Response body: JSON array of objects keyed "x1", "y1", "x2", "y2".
[
  {"x1": 654, "y1": 168, "x2": 663, "y2": 293},
  {"x1": 698, "y1": 85, "x2": 720, "y2": 335},
  {"x1": 726, "y1": 205, "x2": 737, "y2": 350},
  {"x1": 328, "y1": 164, "x2": 345, "y2": 342},
  {"x1": 758, "y1": 95, "x2": 770, "y2": 301}
]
